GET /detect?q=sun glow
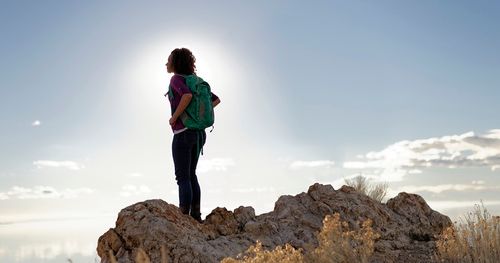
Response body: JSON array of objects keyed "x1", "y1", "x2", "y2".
[
  {"x1": 125, "y1": 34, "x2": 242, "y2": 104},
  {"x1": 114, "y1": 33, "x2": 248, "y2": 135}
]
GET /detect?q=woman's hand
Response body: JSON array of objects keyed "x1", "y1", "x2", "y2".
[
  {"x1": 169, "y1": 116, "x2": 177, "y2": 126},
  {"x1": 170, "y1": 94, "x2": 192, "y2": 127}
]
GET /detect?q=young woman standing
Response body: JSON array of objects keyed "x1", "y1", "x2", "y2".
[{"x1": 166, "y1": 48, "x2": 220, "y2": 223}]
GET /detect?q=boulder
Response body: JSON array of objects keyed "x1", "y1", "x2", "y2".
[{"x1": 97, "y1": 183, "x2": 451, "y2": 263}]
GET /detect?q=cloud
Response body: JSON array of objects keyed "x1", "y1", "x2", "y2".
[
  {"x1": 12, "y1": 241, "x2": 95, "y2": 261},
  {"x1": 0, "y1": 186, "x2": 94, "y2": 200},
  {"x1": 197, "y1": 158, "x2": 235, "y2": 173},
  {"x1": 343, "y1": 129, "x2": 500, "y2": 181},
  {"x1": 120, "y1": 185, "x2": 151, "y2": 197},
  {"x1": 32, "y1": 120, "x2": 41, "y2": 126},
  {"x1": 290, "y1": 160, "x2": 335, "y2": 169},
  {"x1": 61, "y1": 188, "x2": 95, "y2": 198},
  {"x1": 231, "y1": 187, "x2": 276, "y2": 193},
  {"x1": 389, "y1": 180, "x2": 500, "y2": 195},
  {"x1": 427, "y1": 200, "x2": 500, "y2": 211},
  {"x1": 33, "y1": 160, "x2": 84, "y2": 170}
]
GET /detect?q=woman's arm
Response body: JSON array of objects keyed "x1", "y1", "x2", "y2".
[
  {"x1": 169, "y1": 94, "x2": 193, "y2": 126},
  {"x1": 212, "y1": 98, "x2": 221, "y2": 108},
  {"x1": 211, "y1": 92, "x2": 221, "y2": 108}
]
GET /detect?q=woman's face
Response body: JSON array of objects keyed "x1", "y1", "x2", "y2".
[{"x1": 166, "y1": 54, "x2": 174, "y2": 73}]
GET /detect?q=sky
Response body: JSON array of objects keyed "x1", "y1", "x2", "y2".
[{"x1": 1, "y1": 1, "x2": 499, "y2": 262}]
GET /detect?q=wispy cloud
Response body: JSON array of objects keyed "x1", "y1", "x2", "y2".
[
  {"x1": 197, "y1": 158, "x2": 235, "y2": 173},
  {"x1": 0, "y1": 193, "x2": 8, "y2": 200},
  {"x1": 0, "y1": 186, "x2": 94, "y2": 200},
  {"x1": 231, "y1": 186, "x2": 276, "y2": 193},
  {"x1": 290, "y1": 160, "x2": 335, "y2": 169},
  {"x1": 120, "y1": 185, "x2": 151, "y2": 197},
  {"x1": 31, "y1": 120, "x2": 41, "y2": 126},
  {"x1": 10, "y1": 241, "x2": 95, "y2": 261},
  {"x1": 33, "y1": 160, "x2": 84, "y2": 170},
  {"x1": 128, "y1": 172, "x2": 144, "y2": 177},
  {"x1": 343, "y1": 129, "x2": 500, "y2": 181},
  {"x1": 427, "y1": 200, "x2": 500, "y2": 211},
  {"x1": 389, "y1": 180, "x2": 500, "y2": 195}
]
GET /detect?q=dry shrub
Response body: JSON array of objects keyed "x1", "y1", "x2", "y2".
[
  {"x1": 305, "y1": 213, "x2": 379, "y2": 263},
  {"x1": 223, "y1": 213, "x2": 379, "y2": 263},
  {"x1": 436, "y1": 203, "x2": 500, "y2": 262},
  {"x1": 344, "y1": 175, "x2": 388, "y2": 202},
  {"x1": 108, "y1": 250, "x2": 117, "y2": 263},
  {"x1": 135, "y1": 248, "x2": 151, "y2": 263},
  {"x1": 221, "y1": 241, "x2": 304, "y2": 263},
  {"x1": 161, "y1": 245, "x2": 169, "y2": 263}
]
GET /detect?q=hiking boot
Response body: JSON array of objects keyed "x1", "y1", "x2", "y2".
[
  {"x1": 191, "y1": 215, "x2": 204, "y2": 224},
  {"x1": 190, "y1": 205, "x2": 203, "y2": 223},
  {"x1": 179, "y1": 206, "x2": 190, "y2": 215}
]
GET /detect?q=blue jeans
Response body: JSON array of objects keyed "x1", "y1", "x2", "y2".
[{"x1": 172, "y1": 129, "x2": 206, "y2": 219}]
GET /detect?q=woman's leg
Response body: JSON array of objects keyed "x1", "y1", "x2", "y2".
[
  {"x1": 172, "y1": 132, "x2": 193, "y2": 214},
  {"x1": 189, "y1": 130, "x2": 206, "y2": 220}
]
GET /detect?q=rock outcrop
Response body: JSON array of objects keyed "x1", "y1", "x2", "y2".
[{"x1": 97, "y1": 183, "x2": 452, "y2": 263}]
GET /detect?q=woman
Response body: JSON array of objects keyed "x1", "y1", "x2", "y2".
[{"x1": 166, "y1": 48, "x2": 220, "y2": 223}]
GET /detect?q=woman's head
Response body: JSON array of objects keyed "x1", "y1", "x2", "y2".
[{"x1": 166, "y1": 48, "x2": 196, "y2": 75}]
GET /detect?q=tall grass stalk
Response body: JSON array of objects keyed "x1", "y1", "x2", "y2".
[{"x1": 436, "y1": 203, "x2": 500, "y2": 262}]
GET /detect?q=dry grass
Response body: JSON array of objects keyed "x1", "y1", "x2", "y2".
[
  {"x1": 221, "y1": 241, "x2": 304, "y2": 263},
  {"x1": 305, "y1": 213, "x2": 379, "y2": 263},
  {"x1": 436, "y1": 203, "x2": 500, "y2": 263},
  {"x1": 222, "y1": 213, "x2": 379, "y2": 263},
  {"x1": 344, "y1": 175, "x2": 388, "y2": 202},
  {"x1": 108, "y1": 250, "x2": 117, "y2": 263}
]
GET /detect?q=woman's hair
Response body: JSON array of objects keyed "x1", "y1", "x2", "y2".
[{"x1": 170, "y1": 48, "x2": 196, "y2": 75}]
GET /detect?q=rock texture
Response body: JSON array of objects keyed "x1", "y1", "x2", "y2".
[{"x1": 97, "y1": 184, "x2": 452, "y2": 263}]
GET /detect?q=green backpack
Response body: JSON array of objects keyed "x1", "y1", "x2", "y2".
[{"x1": 169, "y1": 74, "x2": 215, "y2": 130}]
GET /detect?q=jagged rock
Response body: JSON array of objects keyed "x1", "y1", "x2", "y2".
[{"x1": 97, "y1": 183, "x2": 452, "y2": 263}]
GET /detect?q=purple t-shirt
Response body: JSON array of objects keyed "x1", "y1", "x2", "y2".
[{"x1": 168, "y1": 74, "x2": 219, "y2": 132}]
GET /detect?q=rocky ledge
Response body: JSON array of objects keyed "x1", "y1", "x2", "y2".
[{"x1": 97, "y1": 183, "x2": 451, "y2": 263}]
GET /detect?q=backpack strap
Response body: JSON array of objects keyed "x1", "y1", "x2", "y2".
[
  {"x1": 195, "y1": 130, "x2": 204, "y2": 156},
  {"x1": 166, "y1": 84, "x2": 174, "y2": 100}
]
